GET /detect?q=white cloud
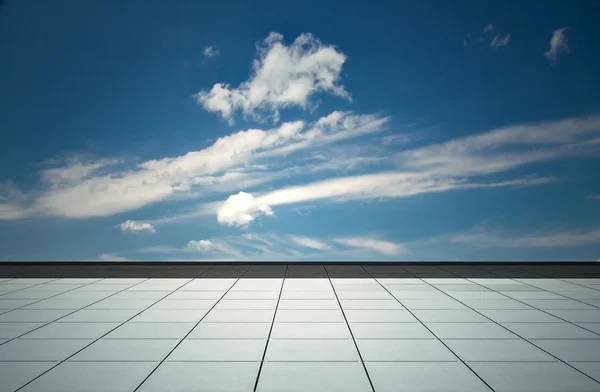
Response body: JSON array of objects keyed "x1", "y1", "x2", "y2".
[
  {"x1": 545, "y1": 27, "x2": 569, "y2": 62},
  {"x1": 0, "y1": 111, "x2": 387, "y2": 221},
  {"x1": 490, "y1": 34, "x2": 511, "y2": 48},
  {"x1": 334, "y1": 237, "x2": 404, "y2": 255},
  {"x1": 289, "y1": 235, "x2": 330, "y2": 250},
  {"x1": 120, "y1": 220, "x2": 156, "y2": 233},
  {"x1": 194, "y1": 32, "x2": 349, "y2": 122},
  {"x1": 216, "y1": 191, "x2": 274, "y2": 227},
  {"x1": 97, "y1": 253, "x2": 131, "y2": 261},
  {"x1": 203, "y1": 45, "x2": 219, "y2": 58},
  {"x1": 186, "y1": 239, "x2": 213, "y2": 250},
  {"x1": 483, "y1": 24, "x2": 495, "y2": 33},
  {"x1": 589, "y1": 194, "x2": 600, "y2": 200}
]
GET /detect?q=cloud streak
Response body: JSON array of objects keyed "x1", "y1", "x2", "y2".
[{"x1": 545, "y1": 27, "x2": 569, "y2": 62}]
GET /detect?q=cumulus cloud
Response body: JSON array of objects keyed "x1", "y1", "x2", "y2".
[
  {"x1": 216, "y1": 191, "x2": 274, "y2": 226},
  {"x1": 203, "y1": 45, "x2": 219, "y2": 58},
  {"x1": 120, "y1": 220, "x2": 156, "y2": 233},
  {"x1": 545, "y1": 27, "x2": 569, "y2": 62},
  {"x1": 490, "y1": 34, "x2": 511, "y2": 48},
  {"x1": 194, "y1": 32, "x2": 349, "y2": 122},
  {"x1": 289, "y1": 235, "x2": 330, "y2": 250},
  {"x1": 186, "y1": 239, "x2": 213, "y2": 250},
  {"x1": 334, "y1": 237, "x2": 404, "y2": 255}
]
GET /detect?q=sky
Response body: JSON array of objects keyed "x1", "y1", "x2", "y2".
[{"x1": 1, "y1": 0, "x2": 600, "y2": 262}]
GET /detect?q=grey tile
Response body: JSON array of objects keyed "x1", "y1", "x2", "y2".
[
  {"x1": 350, "y1": 322, "x2": 434, "y2": 339},
  {"x1": 428, "y1": 323, "x2": 518, "y2": 339},
  {"x1": 571, "y1": 362, "x2": 600, "y2": 382},
  {"x1": 224, "y1": 291, "x2": 280, "y2": 300},
  {"x1": 470, "y1": 362, "x2": 600, "y2": 392},
  {"x1": 340, "y1": 299, "x2": 403, "y2": 309},
  {"x1": 106, "y1": 322, "x2": 195, "y2": 339},
  {"x1": 0, "y1": 299, "x2": 37, "y2": 310},
  {"x1": 169, "y1": 338, "x2": 266, "y2": 361},
  {"x1": 444, "y1": 339, "x2": 555, "y2": 361},
  {"x1": 151, "y1": 299, "x2": 218, "y2": 309},
  {"x1": 399, "y1": 299, "x2": 467, "y2": 310},
  {"x1": 19, "y1": 361, "x2": 157, "y2": 392},
  {"x1": 24, "y1": 322, "x2": 119, "y2": 339},
  {"x1": 449, "y1": 292, "x2": 507, "y2": 300},
  {"x1": 271, "y1": 322, "x2": 350, "y2": 339},
  {"x1": 336, "y1": 291, "x2": 392, "y2": 300},
  {"x1": 276, "y1": 309, "x2": 345, "y2": 323},
  {"x1": 280, "y1": 290, "x2": 336, "y2": 300},
  {"x1": 257, "y1": 362, "x2": 372, "y2": 392},
  {"x1": 505, "y1": 291, "x2": 566, "y2": 300},
  {"x1": 0, "y1": 361, "x2": 57, "y2": 392},
  {"x1": 86, "y1": 299, "x2": 156, "y2": 310},
  {"x1": 111, "y1": 291, "x2": 171, "y2": 300},
  {"x1": 545, "y1": 310, "x2": 600, "y2": 323},
  {"x1": 479, "y1": 309, "x2": 562, "y2": 323},
  {"x1": 412, "y1": 309, "x2": 488, "y2": 322},
  {"x1": 344, "y1": 309, "x2": 416, "y2": 323},
  {"x1": 204, "y1": 309, "x2": 274, "y2": 322},
  {"x1": 138, "y1": 361, "x2": 260, "y2": 392},
  {"x1": 23, "y1": 299, "x2": 95, "y2": 310},
  {"x1": 189, "y1": 322, "x2": 271, "y2": 339},
  {"x1": 0, "y1": 338, "x2": 92, "y2": 361},
  {"x1": 71, "y1": 339, "x2": 178, "y2": 361},
  {"x1": 215, "y1": 299, "x2": 278, "y2": 310},
  {"x1": 521, "y1": 299, "x2": 596, "y2": 310},
  {"x1": 0, "y1": 322, "x2": 44, "y2": 339},
  {"x1": 278, "y1": 299, "x2": 340, "y2": 310},
  {"x1": 502, "y1": 322, "x2": 600, "y2": 339},
  {"x1": 460, "y1": 299, "x2": 532, "y2": 310},
  {"x1": 533, "y1": 339, "x2": 600, "y2": 361},
  {"x1": 265, "y1": 339, "x2": 359, "y2": 361},
  {"x1": 131, "y1": 309, "x2": 208, "y2": 322},
  {"x1": 357, "y1": 339, "x2": 456, "y2": 361},
  {"x1": 577, "y1": 323, "x2": 600, "y2": 334},
  {"x1": 0, "y1": 309, "x2": 72, "y2": 322},
  {"x1": 59, "y1": 309, "x2": 139, "y2": 323},
  {"x1": 367, "y1": 362, "x2": 492, "y2": 392}
]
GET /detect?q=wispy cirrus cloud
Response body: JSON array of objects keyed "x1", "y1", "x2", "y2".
[
  {"x1": 194, "y1": 32, "x2": 349, "y2": 123},
  {"x1": 334, "y1": 236, "x2": 404, "y2": 255},
  {"x1": 545, "y1": 27, "x2": 569, "y2": 62},
  {"x1": 446, "y1": 227, "x2": 600, "y2": 248},
  {"x1": 289, "y1": 235, "x2": 330, "y2": 250},
  {"x1": 120, "y1": 220, "x2": 156, "y2": 233}
]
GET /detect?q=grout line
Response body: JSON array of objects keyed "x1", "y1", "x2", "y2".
[
  {"x1": 360, "y1": 265, "x2": 497, "y2": 392},
  {"x1": 132, "y1": 264, "x2": 252, "y2": 392},
  {"x1": 14, "y1": 266, "x2": 215, "y2": 392},
  {"x1": 0, "y1": 278, "x2": 63, "y2": 298},
  {"x1": 325, "y1": 265, "x2": 376, "y2": 392},
  {"x1": 253, "y1": 265, "x2": 288, "y2": 392},
  {"x1": 430, "y1": 265, "x2": 600, "y2": 386}
]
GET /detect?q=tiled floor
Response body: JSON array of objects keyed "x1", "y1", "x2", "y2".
[{"x1": 0, "y1": 264, "x2": 600, "y2": 391}]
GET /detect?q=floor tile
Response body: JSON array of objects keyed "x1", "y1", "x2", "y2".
[
  {"x1": 22, "y1": 299, "x2": 96, "y2": 310},
  {"x1": 150, "y1": 299, "x2": 218, "y2": 309},
  {"x1": 204, "y1": 309, "x2": 274, "y2": 322},
  {"x1": 470, "y1": 362, "x2": 600, "y2": 392},
  {"x1": 59, "y1": 309, "x2": 139, "y2": 322},
  {"x1": 444, "y1": 339, "x2": 556, "y2": 361},
  {"x1": 86, "y1": 299, "x2": 156, "y2": 310},
  {"x1": 0, "y1": 338, "x2": 92, "y2": 361},
  {"x1": 521, "y1": 299, "x2": 596, "y2": 310},
  {"x1": 460, "y1": 299, "x2": 532, "y2": 310},
  {"x1": 130, "y1": 309, "x2": 208, "y2": 322},
  {"x1": 257, "y1": 362, "x2": 372, "y2": 392},
  {"x1": 107, "y1": 322, "x2": 195, "y2": 338},
  {"x1": 24, "y1": 322, "x2": 119, "y2": 339},
  {"x1": 577, "y1": 323, "x2": 600, "y2": 334},
  {"x1": 545, "y1": 310, "x2": 600, "y2": 323},
  {"x1": 350, "y1": 322, "x2": 434, "y2": 339},
  {"x1": 366, "y1": 361, "x2": 492, "y2": 392},
  {"x1": 0, "y1": 309, "x2": 72, "y2": 322},
  {"x1": 344, "y1": 309, "x2": 416, "y2": 322},
  {"x1": 265, "y1": 339, "x2": 359, "y2": 361},
  {"x1": 276, "y1": 309, "x2": 345, "y2": 323},
  {"x1": 138, "y1": 361, "x2": 260, "y2": 392},
  {"x1": 189, "y1": 322, "x2": 271, "y2": 339},
  {"x1": 340, "y1": 299, "x2": 403, "y2": 309},
  {"x1": 277, "y1": 299, "x2": 340, "y2": 310},
  {"x1": 533, "y1": 339, "x2": 600, "y2": 361},
  {"x1": 357, "y1": 339, "x2": 456, "y2": 361},
  {"x1": 169, "y1": 339, "x2": 266, "y2": 361},
  {"x1": 0, "y1": 322, "x2": 44, "y2": 339},
  {"x1": 399, "y1": 299, "x2": 468, "y2": 310},
  {"x1": 428, "y1": 323, "x2": 519, "y2": 339},
  {"x1": 479, "y1": 309, "x2": 562, "y2": 323},
  {"x1": 19, "y1": 361, "x2": 157, "y2": 392},
  {"x1": 412, "y1": 309, "x2": 488, "y2": 322},
  {"x1": 570, "y1": 362, "x2": 600, "y2": 382},
  {"x1": 271, "y1": 322, "x2": 350, "y2": 339},
  {"x1": 214, "y1": 299, "x2": 277, "y2": 310},
  {"x1": 280, "y1": 291, "x2": 336, "y2": 300},
  {"x1": 71, "y1": 338, "x2": 178, "y2": 361},
  {"x1": 501, "y1": 322, "x2": 600, "y2": 339},
  {"x1": 0, "y1": 361, "x2": 57, "y2": 392}
]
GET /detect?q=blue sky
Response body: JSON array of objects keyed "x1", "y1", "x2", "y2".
[{"x1": 1, "y1": 0, "x2": 600, "y2": 261}]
